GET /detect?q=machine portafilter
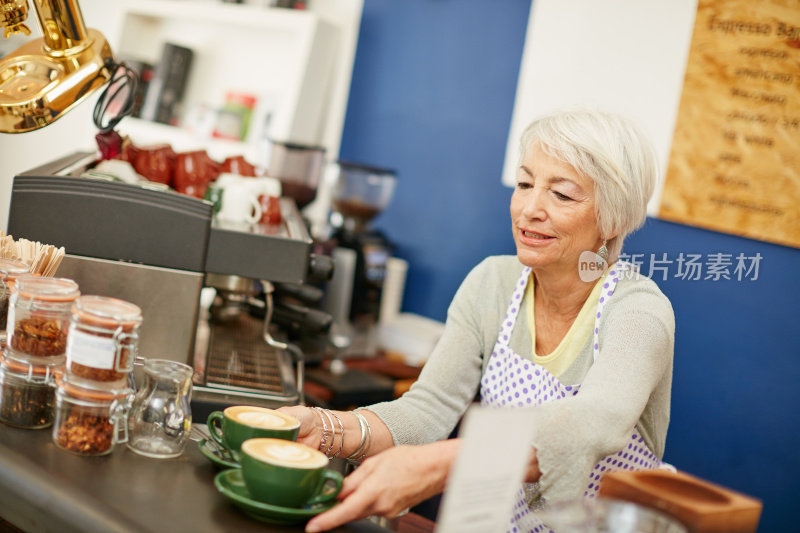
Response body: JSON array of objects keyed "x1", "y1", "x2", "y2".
[
  {"x1": 205, "y1": 273, "x2": 307, "y2": 406},
  {"x1": 0, "y1": 0, "x2": 114, "y2": 133},
  {"x1": 203, "y1": 252, "x2": 335, "y2": 406}
]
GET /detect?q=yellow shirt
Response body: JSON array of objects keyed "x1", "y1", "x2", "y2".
[{"x1": 526, "y1": 269, "x2": 609, "y2": 377}]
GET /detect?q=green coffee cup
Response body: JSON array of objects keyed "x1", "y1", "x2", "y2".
[
  {"x1": 207, "y1": 405, "x2": 300, "y2": 460},
  {"x1": 240, "y1": 438, "x2": 343, "y2": 508}
]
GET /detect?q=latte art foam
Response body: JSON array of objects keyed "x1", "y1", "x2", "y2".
[
  {"x1": 239, "y1": 411, "x2": 291, "y2": 428},
  {"x1": 226, "y1": 406, "x2": 299, "y2": 429},
  {"x1": 267, "y1": 443, "x2": 314, "y2": 462},
  {"x1": 243, "y1": 439, "x2": 328, "y2": 469}
]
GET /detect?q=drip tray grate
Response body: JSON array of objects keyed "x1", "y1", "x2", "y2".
[{"x1": 202, "y1": 313, "x2": 290, "y2": 397}]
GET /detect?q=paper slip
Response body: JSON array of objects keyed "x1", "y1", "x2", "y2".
[{"x1": 435, "y1": 405, "x2": 537, "y2": 533}]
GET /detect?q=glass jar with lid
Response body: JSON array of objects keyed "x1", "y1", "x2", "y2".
[
  {"x1": 0, "y1": 258, "x2": 31, "y2": 345},
  {"x1": 0, "y1": 351, "x2": 59, "y2": 428},
  {"x1": 52, "y1": 375, "x2": 132, "y2": 456},
  {"x1": 65, "y1": 295, "x2": 142, "y2": 389},
  {"x1": 7, "y1": 277, "x2": 80, "y2": 360}
]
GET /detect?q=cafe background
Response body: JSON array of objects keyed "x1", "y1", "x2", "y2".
[{"x1": 0, "y1": 0, "x2": 797, "y2": 531}]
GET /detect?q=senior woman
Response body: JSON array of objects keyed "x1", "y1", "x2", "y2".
[{"x1": 282, "y1": 108, "x2": 675, "y2": 533}]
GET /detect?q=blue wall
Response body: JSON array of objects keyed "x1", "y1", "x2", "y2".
[
  {"x1": 339, "y1": 1, "x2": 800, "y2": 531},
  {"x1": 624, "y1": 219, "x2": 800, "y2": 533},
  {"x1": 339, "y1": 0, "x2": 526, "y2": 320}
]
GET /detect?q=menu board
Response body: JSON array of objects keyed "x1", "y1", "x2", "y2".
[{"x1": 659, "y1": 0, "x2": 800, "y2": 248}]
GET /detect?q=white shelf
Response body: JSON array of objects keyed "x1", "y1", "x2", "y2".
[
  {"x1": 113, "y1": 0, "x2": 356, "y2": 161},
  {"x1": 121, "y1": 0, "x2": 314, "y2": 31}
]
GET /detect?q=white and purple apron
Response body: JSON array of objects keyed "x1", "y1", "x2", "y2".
[{"x1": 479, "y1": 262, "x2": 666, "y2": 533}]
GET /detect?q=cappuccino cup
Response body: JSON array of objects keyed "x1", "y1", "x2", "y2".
[
  {"x1": 240, "y1": 438, "x2": 343, "y2": 508},
  {"x1": 207, "y1": 406, "x2": 300, "y2": 459}
]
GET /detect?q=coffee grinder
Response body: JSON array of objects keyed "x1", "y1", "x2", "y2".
[
  {"x1": 296, "y1": 161, "x2": 399, "y2": 409},
  {"x1": 326, "y1": 161, "x2": 396, "y2": 354}
]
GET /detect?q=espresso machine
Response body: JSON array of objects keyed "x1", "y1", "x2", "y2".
[{"x1": 6, "y1": 151, "x2": 333, "y2": 415}]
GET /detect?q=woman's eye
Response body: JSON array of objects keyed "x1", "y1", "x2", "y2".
[
  {"x1": 516, "y1": 181, "x2": 533, "y2": 190},
  {"x1": 553, "y1": 191, "x2": 572, "y2": 201}
]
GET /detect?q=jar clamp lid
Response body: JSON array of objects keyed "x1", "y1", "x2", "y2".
[
  {"x1": 72, "y1": 295, "x2": 142, "y2": 328},
  {"x1": 0, "y1": 258, "x2": 31, "y2": 281},
  {"x1": 13, "y1": 277, "x2": 80, "y2": 311},
  {"x1": 0, "y1": 350, "x2": 61, "y2": 383}
]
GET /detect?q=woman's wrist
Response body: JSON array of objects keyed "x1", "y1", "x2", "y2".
[
  {"x1": 422, "y1": 439, "x2": 461, "y2": 492},
  {"x1": 311, "y1": 407, "x2": 370, "y2": 459}
]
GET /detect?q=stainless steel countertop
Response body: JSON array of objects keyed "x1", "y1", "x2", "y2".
[{"x1": 0, "y1": 422, "x2": 388, "y2": 533}]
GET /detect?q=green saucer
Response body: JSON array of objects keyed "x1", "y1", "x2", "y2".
[
  {"x1": 214, "y1": 468, "x2": 337, "y2": 525},
  {"x1": 198, "y1": 438, "x2": 239, "y2": 469}
]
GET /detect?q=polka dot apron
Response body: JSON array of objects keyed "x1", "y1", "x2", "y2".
[{"x1": 479, "y1": 262, "x2": 665, "y2": 533}]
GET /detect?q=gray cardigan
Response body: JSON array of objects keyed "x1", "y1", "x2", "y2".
[{"x1": 367, "y1": 255, "x2": 675, "y2": 503}]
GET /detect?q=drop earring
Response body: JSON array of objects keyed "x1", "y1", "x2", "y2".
[{"x1": 597, "y1": 239, "x2": 608, "y2": 267}]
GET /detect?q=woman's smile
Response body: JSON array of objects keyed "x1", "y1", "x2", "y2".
[{"x1": 519, "y1": 229, "x2": 555, "y2": 243}]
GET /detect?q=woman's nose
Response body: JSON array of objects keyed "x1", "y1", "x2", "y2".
[{"x1": 521, "y1": 189, "x2": 547, "y2": 219}]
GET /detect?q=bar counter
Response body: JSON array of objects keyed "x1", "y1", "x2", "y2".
[{"x1": 0, "y1": 423, "x2": 403, "y2": 533}]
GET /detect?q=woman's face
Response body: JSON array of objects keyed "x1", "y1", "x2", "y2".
[{"x1": 510, "y1": 141, "x2": 603, "y2": 273}]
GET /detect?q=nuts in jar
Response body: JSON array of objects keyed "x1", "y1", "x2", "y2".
[
  {"x1": 52, "y1": 375, "x2": 131, "y2": 456},
  {"x1": 11, "y1": 316, "x2": 68, "y2": 356},
  {"x1": 65, "y1": 295, "x2": 142, "y2": 386},
  {"x1": 7, "y1": 277, "x2": 79, "y2": 359}
]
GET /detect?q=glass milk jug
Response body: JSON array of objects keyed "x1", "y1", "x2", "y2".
[{"x1": 127, "y1": 358, "x2": 193, "y2": 458}]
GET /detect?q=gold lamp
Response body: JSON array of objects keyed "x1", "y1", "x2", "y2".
[{"x1": 0, "y1": 0, "x2": 114, "y2": 133}]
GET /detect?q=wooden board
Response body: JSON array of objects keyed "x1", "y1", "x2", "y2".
[
  {"x1": 659, "y1": 0, "x2": 800, "y2": 248},
  {"x1": 599, "y1": 469, "x2": 763, "y2": 533}
]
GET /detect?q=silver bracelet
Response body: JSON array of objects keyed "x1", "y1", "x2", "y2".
[
  {"x1": 352, "y1": 410, "x2": 372, "y2": 461},
  {"x1": 347, "y1": 411, "x2": 368, "y2": 460},
  {"x1": 320, "y1": 409, "x2": 337, "y2": 456},
  {"x1": 361, "y1": 414, "x2": 372, "y2": 461},
  {"x1": 328, "y1": 410, "x2": 345, "y2": 459},
  {"x1": 313, "y1": 407, "x2": 330, "y2": 453}
]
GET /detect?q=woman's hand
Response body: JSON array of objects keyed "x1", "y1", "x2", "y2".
[
  {"x1": 305, "y1": 440, "x2": 460, "y2": 533},
  {"x1": 277, "y1": 405, "x2": 323, "y2": 450}
]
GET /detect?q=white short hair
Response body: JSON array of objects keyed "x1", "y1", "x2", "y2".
[{"x1": 517, "y1": 108, "x2": 659, "y2": 261}]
